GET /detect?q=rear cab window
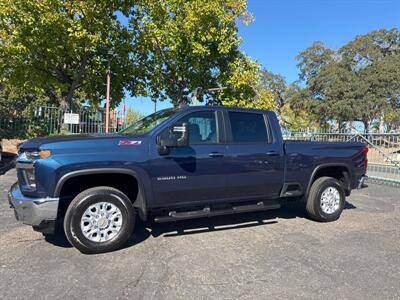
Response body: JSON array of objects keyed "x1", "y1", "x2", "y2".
[{"x1": 228, "y1": 111, "x2": 270, "y2": 143}]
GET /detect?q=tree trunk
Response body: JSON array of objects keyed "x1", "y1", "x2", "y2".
[
  {"x1": 378, "y1": 112, "x2": 385, "y2": 133},
  {"x1": 363, "y1": 119, "x2": 371, "y2": 133},
  {"x1": 60, "y1": 92, "x2": 70, "y2": 110},
  {"x1": 61, "y1": 52, "x2": 90, "y2": 110}
]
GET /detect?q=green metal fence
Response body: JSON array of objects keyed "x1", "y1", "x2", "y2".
[
  {"x1": 0, "y1": 117, "x2": 29, "y2": 139},
  {"x1": 1, "y1": 106, "x2": 121, "y2": 139},
  {"x1": 286, "y1": 130, "x2": 400, "y2": 186}
]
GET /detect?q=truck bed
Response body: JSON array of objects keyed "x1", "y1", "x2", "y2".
[{"x1": 284, "y1": 140, "x2": 367, "y2": 194}]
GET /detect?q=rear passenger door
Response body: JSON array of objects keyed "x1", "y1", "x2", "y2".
[{"x1": 224, "y1": 111, "x2": 284, "y2": 199}]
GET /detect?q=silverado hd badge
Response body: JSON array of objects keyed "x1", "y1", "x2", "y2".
[{"x1": 118, "y1": 140, "x2": 142, "y2": 146}]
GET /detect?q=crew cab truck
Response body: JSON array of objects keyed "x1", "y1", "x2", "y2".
[{"x1": 8, "y1": 106, "x2": 368, "y2": 253}]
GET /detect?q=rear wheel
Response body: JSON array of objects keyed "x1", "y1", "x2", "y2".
[
  {"x1": 64, "y1": 186, "x2": 135, "y2": 254},
  {"x1": 306, "y1": 176, "x2": 345, "y2": 222}
]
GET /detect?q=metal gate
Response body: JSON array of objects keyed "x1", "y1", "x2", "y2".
[{"x1": 286, "y1": 130, "x2": 400, "y2": 186}]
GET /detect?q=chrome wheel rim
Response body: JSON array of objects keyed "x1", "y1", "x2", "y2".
[
  {"x1": 80, "y1": 202, "x2": 123, "y2": 242},
  {"x1": 320, "y1": 186, "x2": 341, "y2": 214}
]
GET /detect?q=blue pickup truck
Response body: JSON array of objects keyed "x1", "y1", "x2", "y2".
[{"x1": 8, "y1": 106, "x2": 368, "y2": 253}]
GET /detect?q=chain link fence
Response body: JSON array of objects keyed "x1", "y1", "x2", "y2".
[{"x1": 285, "y1": 130, "x2": 400, "y2": 186}]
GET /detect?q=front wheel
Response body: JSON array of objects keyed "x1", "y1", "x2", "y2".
[
  {"x1": 64, "y1": 186, "x2": 135, "y2": 254},
  {"x1": 306, "y1": 176, "x2": 346, "y2": 222}
]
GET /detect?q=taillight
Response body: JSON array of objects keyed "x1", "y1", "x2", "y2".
[{"x1": 362, "y1": 146, "x2": 368, "y2": 170}]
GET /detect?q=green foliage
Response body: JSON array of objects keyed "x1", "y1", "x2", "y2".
[
  {"x1": 383, "y1": 107, "x2": 400, "y2": 132},
  {"x1": 296, "y1": 28, "x2": 400, "y2": 132},
  {"x1": 130, "y1": 0, "x2": 258, "y2": 106},
  {"x1": 3, "y1": 1, "x2": 398, "y2": 135},
  {"x1": 219, "y1": 54, "x2": 262, "y2": 108},
  {"x1": 258, "y1": 70, "x2": 287, "y2": 111},
  {"x1": 281, "y1": 83, "x2": 321, "y2": 130},
  {"x1": 251, "y1": 70, "x2": 320, "y2": 131},
  {"x1": 125, "y1": 108, "x2": 143, "y2": 126},
  {"x1": 0, "y1": 0, "x2": 137, "y2": 109},
  {"x1": 0, "y1": 0, "x2": 258, "y2": 115},
  {"x1": 280, "y1": 103, "x2": 319, "y2": 131},
  {"x1": 296, "y1": 41, "x2": 335, "y2": 91},
  {"x1": 0, "y1": 85, "x2": 50, "y2": 138}
]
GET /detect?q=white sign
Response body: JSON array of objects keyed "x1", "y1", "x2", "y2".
[{"x1": 64, "y1": 113, "x2": 80, "y2": 124}]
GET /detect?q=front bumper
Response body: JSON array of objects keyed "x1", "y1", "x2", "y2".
[{"x1": 8, "y1": 183, "x2": 59, "y2": 227}]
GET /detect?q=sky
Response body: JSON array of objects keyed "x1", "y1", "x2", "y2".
[{"x1": 123, "y1": 0, "x2": 400, "y2": 116}]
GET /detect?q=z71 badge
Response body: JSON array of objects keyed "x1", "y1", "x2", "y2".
[{"x1": 118, "y1": 140, "x2": 142, "y2": 146}]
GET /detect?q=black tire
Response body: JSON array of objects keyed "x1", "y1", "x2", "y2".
[
  {"x1": 64, "y1": 186, "x2": 135, "y2": 254},
  {"x1": 306, "y1": 176, "x2": 345, "y2": 222}
]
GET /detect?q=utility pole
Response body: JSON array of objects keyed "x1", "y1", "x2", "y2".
[
  {"x1": 105, "y1": 60, "x2": 111, "y2": 133},
  {"x1": 105, "y1": 50, "x2": 114, "y2": 133}
]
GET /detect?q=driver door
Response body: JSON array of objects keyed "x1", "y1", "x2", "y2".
[{"x1": 148, "y1": 110, "x2": 228, "y2": 207}]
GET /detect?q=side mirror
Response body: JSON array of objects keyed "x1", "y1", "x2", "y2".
[{"x1": 157, "y1": 123, "x2": 189, "y2": 155}]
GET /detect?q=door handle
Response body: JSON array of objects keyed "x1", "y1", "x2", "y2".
[
  {"x1": 266, "y1": 151, "x2": 279, "y2": 156},
  {"x1": 209, "y1": 152, "x2": 224, "y2": 158}
]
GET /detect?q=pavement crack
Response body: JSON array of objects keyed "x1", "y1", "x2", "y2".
[
  {"x1": 119, "y1": 239, "x2": 167, "y2": 298},
  {"x1": 17, "y1": 238, "x2": 42, "y2": 243}
]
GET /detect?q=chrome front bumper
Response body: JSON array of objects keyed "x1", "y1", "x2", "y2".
[{"x1": 8, "y1": 183, "x2": 59, "y2": 227}]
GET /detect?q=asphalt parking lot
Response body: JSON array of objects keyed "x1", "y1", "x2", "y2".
[{"x1": 1, "y1": 168, "x2": 399, "y2": 299}]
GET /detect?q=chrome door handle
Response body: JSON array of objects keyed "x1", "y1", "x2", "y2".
[
  {"x1": 209, "y1": 152, "x2": 224, "y2": 158},
  {"x1": 266, "y1": 151, "x2": 279, "y2": 156}
]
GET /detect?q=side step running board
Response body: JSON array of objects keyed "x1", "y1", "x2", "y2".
[{"x1": 154, "y1": 201, "x2": 281, "y2": 223}]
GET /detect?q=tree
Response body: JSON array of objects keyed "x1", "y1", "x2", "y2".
[
  {"x1": 295, "y1": 29, "x2": 400, "y2": 132},
  {"x1": 338, "y1": 28, "x2": 400, "y2": 131},
  {"x1": 129, "y1": 0, "x2": 258, "y2": 106},
  {"x1": 1, "y1": 0, "x2": 259, "y2": 114},
  {"x1": 314, "y1": 61, "x2": 369, "y2": 128},
  {"x1": 125, "y1": 107, "x2": 143, "y2": 126},
  {"x1": 0, "y1": 0, "x2": 137, "y2": 109},
  {"x1": 218, "y1": 54, "x2": 265, "y2": 108},
  {"x1": 252, "y1": 69, "x2": 320, "y2": 130},
  {"x1": 282, "y1": 84, "x2": 321, "y2": 130},
  {"x1": 296, "y1": 41, "x2": 335, "y2": 97},
  {"x1": 259, "y1": 70, "x2": 287, "y2": 111}
]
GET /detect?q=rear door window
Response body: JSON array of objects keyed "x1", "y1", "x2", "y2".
[{"x1": 228, "y1": 112, "x2": 269, "y2": 143}]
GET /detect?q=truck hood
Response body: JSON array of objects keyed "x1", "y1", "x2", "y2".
[{"x1": 20, "y1": 133, "x2": 130, "y2": 152}]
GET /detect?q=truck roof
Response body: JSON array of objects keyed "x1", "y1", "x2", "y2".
[{"x1": 178, "y1": 105, "x2": 273, "y2": 114}]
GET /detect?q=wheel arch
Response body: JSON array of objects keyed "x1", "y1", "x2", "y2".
[
  {"x1": 54, "y1": 168, "x2": 148, "y2": 221},
  {"x1": 305, "y1": 163, "x2": 352, "y2": 198}
]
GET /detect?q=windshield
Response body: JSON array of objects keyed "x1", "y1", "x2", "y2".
[{"x1": 120, "y1": 108, "x2": 178, "y2": 135}]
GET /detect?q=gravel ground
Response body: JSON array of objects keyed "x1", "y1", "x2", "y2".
[{"x1": 1, "y1": 168, "x2": 399, "y2": 299}]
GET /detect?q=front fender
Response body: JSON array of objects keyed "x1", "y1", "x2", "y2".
[{"x1": 53, "y1": 166, "x2": 153, "y2": 221}]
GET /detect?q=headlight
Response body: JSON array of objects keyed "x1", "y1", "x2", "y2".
[
  {"x1": 17, "y1": 150, "x2": 51, "y2": 190},
  {"x1": 19, "y1": 150, "x2": 52, "y2": 161},
  {"x1": 17, "y1": 163, "x2": 37, "y2": 189}
]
